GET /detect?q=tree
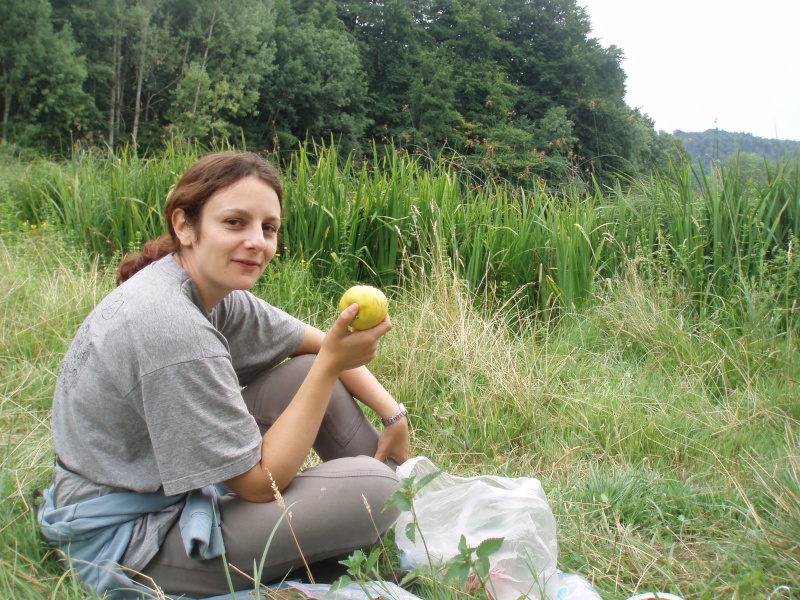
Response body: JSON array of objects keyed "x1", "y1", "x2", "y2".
[
  {"x1": 258, "y1": 0, "x2": 370, "y2": 154},
  {"x1": 337, "y1": 0, "x2": 429, "y2": 143},
  {"x1": 129, "y1": 0, "x2": 171, "y2": 146},
  {"x1": 497, "y1": 0, "x2": 633, "y2": 177},
  {"x1": 652, "y1": 132, "x2": 690, "y2": 170},
  {"x1": 424, "y1": 0, "x2": 517, "y2": 125},
  {"x1": 51, "y1": 0, "x2": 132, "y2": 148},
  {"x1": 7, "y1": 0, "x2": 666, "y2": 183},
  {"x1": 402, "y1": 48, "x2": 465, "y2": 146},
  {"x1": 1, "y1": 0, "x2": 89, "y2": 148},
  {"x1": 167, "y1": 0, "x2": 276, "y2": 143}
]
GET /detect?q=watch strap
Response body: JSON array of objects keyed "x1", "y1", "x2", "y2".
[{"x1": 381, "y1": 403, "x2": 407, "y2": 426}]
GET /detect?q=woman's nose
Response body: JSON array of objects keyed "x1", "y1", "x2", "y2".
[{"x1": 244, "y1": 225, "x2": 267, "y2": 250}]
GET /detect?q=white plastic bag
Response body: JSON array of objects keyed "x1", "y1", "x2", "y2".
[
  {"x1": 556, "y1": 572, "x2": 603, "y2": 599},
  {"x1": 394, "y1": 456, "x2": 559, "y2": 600}
]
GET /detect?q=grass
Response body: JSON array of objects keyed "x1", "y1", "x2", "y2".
[
  {"x1": 2, "y1": 223, "x2": 798, "y2": 599},
  {"x1": 2, "y1": 144, "x2": 798, "y2": 598},
  {"x1": 12, "y1": 141, "x2": 800, "y2": 320},
  {"x1": 0, "y1": 228, "x2": 106, "y2": 597}
]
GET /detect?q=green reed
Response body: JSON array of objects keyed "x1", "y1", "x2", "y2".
[
  {"x1": 7, "y1": 141, "x2": 800, "y2": 322},
  {"x1": 3, "y1": 155, "x2": 800, "y2": 599},
  {"x1": 13, "y1": 140, "x2": 202, "y2": 257}
]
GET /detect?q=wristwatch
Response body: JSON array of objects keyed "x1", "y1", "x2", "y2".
[{"x1": 381, "y1": 403, "x2": 407, "y2": 426}]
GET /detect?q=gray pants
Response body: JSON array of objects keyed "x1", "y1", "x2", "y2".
[{"x1": 135, "y1": 355, "x2": 400, "y2": 598}]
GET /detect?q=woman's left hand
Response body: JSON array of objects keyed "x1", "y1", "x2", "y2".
[{"x1": 374, "y1": 417, "x2": 409, "y2": 465}]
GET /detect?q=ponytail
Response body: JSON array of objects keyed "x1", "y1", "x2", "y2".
[{"x1": 116, "y1": 236, "x2": 178, "y2": 285}]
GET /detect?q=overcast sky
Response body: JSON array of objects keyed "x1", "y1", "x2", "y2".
[{"x1": 579, "y1": 0, "x2": 800, "y2": 141}]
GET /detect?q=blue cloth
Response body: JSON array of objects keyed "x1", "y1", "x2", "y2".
[
  {"x1": 37, "y1": 484, "x2": 256, "y2": 599},
  {"x1": 180, "y1": 485, "x2": 225, "y2": 561}
]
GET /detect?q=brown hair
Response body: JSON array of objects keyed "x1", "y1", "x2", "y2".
[{"x1": 116, "y1": 151, "x2": 282, "y2": 285}]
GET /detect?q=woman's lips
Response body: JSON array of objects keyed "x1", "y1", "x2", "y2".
[{"x1": 233, "y1": 259, "x2": 262, "y2": 269}]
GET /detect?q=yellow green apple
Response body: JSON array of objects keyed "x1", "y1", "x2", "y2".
[{"x1": 338, "y1": 285, "x2": 389, "y2": 330}]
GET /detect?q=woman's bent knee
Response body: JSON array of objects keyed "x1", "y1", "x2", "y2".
[{"x1": 294, "y1": 456, "x2": 400, "y2": 533}]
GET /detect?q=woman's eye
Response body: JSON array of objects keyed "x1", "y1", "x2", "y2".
[
  {"x1": 226, "y1": 219, "x2": 242, "y2": 227},
  {"x1": 263, "y1": 224, "x2": 277, "y2": 234}
]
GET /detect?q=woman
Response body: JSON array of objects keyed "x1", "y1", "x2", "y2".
[{"x1": 38, "y1": 151, "x2": 409, "y2": 599}]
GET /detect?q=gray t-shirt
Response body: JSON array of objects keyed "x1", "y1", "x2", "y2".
[{"x1": 50, "y1": 254, "x2": 305, "y2": 570}]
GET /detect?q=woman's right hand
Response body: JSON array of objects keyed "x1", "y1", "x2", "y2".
[
  {"x1": 317, "y1": 303, "x2": 392, "y2": 374},
  {"x1": 228, "y1": 305, "x2": 392, "y2": 502}
]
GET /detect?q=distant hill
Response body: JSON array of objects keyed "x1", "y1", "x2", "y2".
[{"x1": 672, "y1": 129, "x2": 800, "y2": 168}]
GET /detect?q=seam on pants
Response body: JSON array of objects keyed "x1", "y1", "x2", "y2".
[
  {"x1": 320, "y1": 408, "x2": 366, "y2": 449},
  {"x1": 298, "y1": 470, "x2": 398, "y2": 481}
]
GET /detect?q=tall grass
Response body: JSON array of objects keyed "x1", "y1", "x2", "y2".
[
  {"x1": 619, "y1": 157, "x2": 800, "y2": 311},
  {"x1": 2, "y1": 216, "x2": 799, "y2": 598},
  {"x1": 9, "y1": 142, "x2": 800, "y2": 323},
  {"x1": 0, "y1": 229, "x2": 111, "y2": 598},
  {"x1": 387, "y1": 254, "x2": 799, "y2": 598},
  {"x1": 8, "y1": 142, "x2": 800, "y2": 324},
  {"x1": 11, "y1": 141, "x2": 202, "y2": 257}
]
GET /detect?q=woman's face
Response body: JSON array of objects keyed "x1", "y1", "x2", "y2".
[{"x1": 173, "y1": 175, "x2": 281, "y2": 310}]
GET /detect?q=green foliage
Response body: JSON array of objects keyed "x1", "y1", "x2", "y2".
[
  {"x1": 9, "y1": 142, "x2": 800, "y2": 322},
  {"x1": 649, "y1": 131, "x2": 691, "y2": 172},
  {"x1": 385, "y1": 469, "x2": 441, "y2": 582},
  {"x1": 335, "y1": 546, "x2": 383, "y2": 593},
  {"x1": 7, "y1": 0, "x2": 684, "y2": 187},
  {"x1": 675, "y1": 128, "x2": 800, "y2": 170},
  {"x1": 442, "y1": 535, "x2": 504, "y2": 598},
  {"x1": 386, "y1": 470, "x2": 442, "y2": 515},
  {"x1": 11, "y1": 139, "x2": 202, "y2": 256},
  {"x1": 168, "y1": 62, "x2": 227, "y2": 139},
  {"x1": 263, "y1": 0, "x2": 369, "y2": 156},
  {"x1": 0, "y1": 0, "x2": 91, "y2": 149},
  {"x1": 2, "y1": 194, "x2": 800, "y2": 598},
  {"x1": 167, "y1": 0, "x2": 276, "y2": 143}
]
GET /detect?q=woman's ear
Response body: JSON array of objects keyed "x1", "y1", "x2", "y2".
[{"x1": 172, "y1": 208, "x2": 194, "y2": 247}]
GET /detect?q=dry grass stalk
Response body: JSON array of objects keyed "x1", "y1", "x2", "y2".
[{"x1": 264, "y1": 466, "x2": 314, "y2": 585}]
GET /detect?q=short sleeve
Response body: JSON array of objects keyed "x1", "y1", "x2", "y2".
[
  {"x1": 214, "y1": 291, "x2": 306, "y2": 386},
  {"x1": 141, "y1": 356, "x2": 262, "y2": 496}
]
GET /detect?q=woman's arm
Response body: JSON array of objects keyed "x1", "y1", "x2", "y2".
[
  {"x1": 293, "y1": 324, "x2": 402, "y2": 421},
  {"x1": 294, "y1": 323, "x2": 409, "y2": 465},
  {"x1": 225, "y1": 305, "x2": 400, "y2": 502}
]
